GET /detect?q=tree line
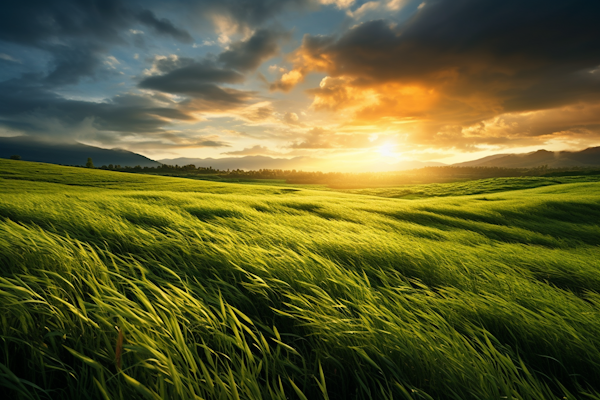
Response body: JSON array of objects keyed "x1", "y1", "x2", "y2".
[{"x1": 93, "y1": 161, "x2": 600, "y2": 187}]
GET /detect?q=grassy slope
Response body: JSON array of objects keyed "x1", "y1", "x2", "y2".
[
  {"x1": 1, "y1": 159, "x2": 600, "y2": 399},
  {"x1": 339, "y1": 175, "x2": 600, "y2": 199}
]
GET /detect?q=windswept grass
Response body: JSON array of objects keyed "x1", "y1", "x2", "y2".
[
  {"x1": 340, "y1": 175, "x2": 600, "y2": 199},
  {"x1": 1, "y1": 159, "x2": 600, "y2": 399}
]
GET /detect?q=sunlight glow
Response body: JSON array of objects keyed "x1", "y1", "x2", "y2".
[{"x1": 378, "y1": 143, "x2": 397, "y2": 158}]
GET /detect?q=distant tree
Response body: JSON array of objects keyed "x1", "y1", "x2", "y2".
[
  {"x1": 86, "y1": 157, "x2": 94, "y2": 168},
  {"x1": 9, "y1": 155, "x2": 21, "y2": 160}
]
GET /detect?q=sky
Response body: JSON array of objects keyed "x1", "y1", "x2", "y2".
[{"x1": 1, "y1": 0, "x2": 599, "y2": 171}]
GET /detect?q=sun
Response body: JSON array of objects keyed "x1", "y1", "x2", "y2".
[{"x1": 378, "y1": 143, "x2": 396, "y2": 157}]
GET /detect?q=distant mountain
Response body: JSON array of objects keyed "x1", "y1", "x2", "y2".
[
  {"x1": 0, "y1": 136, "x2": 160, "y2": 167},
  {"x1": 452, "y1": 154, "x2": 510, "y2": 167},
  {"x1": 454, "y1": 147, "x2": 600, "y2": 168},
  {"x1": 158, "y1": 156, "x2": 446, "y2": 172}
]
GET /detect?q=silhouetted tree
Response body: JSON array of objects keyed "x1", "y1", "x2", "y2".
[
  {"x1": 9, "y1": 155, "x2": 21, "y2": 160},
  {"x1": 86, "y1": 157, "x2": 94, "y2": 168}
]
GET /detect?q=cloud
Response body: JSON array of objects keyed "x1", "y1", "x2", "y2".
[
  {"x1": 218, "y1": 29, "x2": 285, "y2": 72},
  {"x1": 188, "y1": 0, "x2": 312, "y2": 31},
  {"x1": 443, "y1": 104, "x2": 600, "y2": 150},
  {"x1": 0, "y1": 77, "x2": 195, "y2": 145},
  {"x1": 137, "y1": 10, "x2": 193, "y2": 43},
  {"x1": 241, "y1": 104, "x2": 275, "y2": 121},
  {"x1": 283, "y1": 112, "x2": 301, "y2": 124},
  {"x1": 0, "y1": 0, "x2": 130, "y2": 46},
  {"x1": 3, "y1": 0, "x2": 599, "y2": 160},
  {"x1": 272, "y1": 0, "x2": 600, "y2": 151},
  {"x1": 270, "y1": 69, "x2": 307, "y2": 92},
  {"x1": 289, "y1": 127, "x2": 379, "y2": 149},
  {"x1": 0, "y1": 1, "x2": 130, "y2": 84},
  {"x1": 289, "y1": 3, "x2": 600, "y2": 106},
  {"x1": 0, "y1": 0, "x2": 198, "y2": 86},
  {"x1": 138, "y1": 57, "x2": 253, "y2": 107},
  {"x1": 319, "y1": 0, "x2": 355, "y2": 9},
  {"x1": 345, "y1": 0, "x2": 413, "y2": 19},
  {"x1": 345, "y1": 1, "x2": 380, "y2": 19},
  {"x1": 113, "y1": 137, "x2": 230, "y2": 151},
  {"x1": 0, "y1": 53, "x2": 21, "y2": 63}
]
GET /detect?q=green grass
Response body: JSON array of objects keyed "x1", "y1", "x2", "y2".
[
  {"x1": 339, "y1": 175, "x2": 600, "y2": 199},
  {"x1": 1, "y1": 159, "x2": 600, "y2": 399}
]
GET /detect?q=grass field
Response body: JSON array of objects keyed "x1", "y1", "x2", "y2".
[{"x1": 1, "y1": 159, "x2": 600, "y2": 399}]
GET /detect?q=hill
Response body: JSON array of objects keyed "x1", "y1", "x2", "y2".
[
  {"x1": 455, "y1": 146, "x2": 600, "y2": 168},
  {"x1": 1, "y1": 159, "x2": 600, "y2": 399},
  {"x1": 0, "y1": 136, "x2": 161, "y2": 167}
]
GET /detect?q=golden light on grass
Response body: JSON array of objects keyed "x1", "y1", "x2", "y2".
[{"x1": 2, "y1": 159, "x2": 600, "y2": 399}]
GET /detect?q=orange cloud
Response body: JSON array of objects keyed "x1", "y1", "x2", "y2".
[{"x1": 269, "y1": 9, "x2": 600, "y2": 154}]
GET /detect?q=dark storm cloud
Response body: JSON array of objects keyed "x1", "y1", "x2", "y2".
[
  {"x1": 287, "y1": 0, "x2": 600, "y2": 113},
  {"x1": 0, "y1": 0, "x2": 193, "y2": 46},
  {"x1": 0, "y1": 0, "x2": 129, "y2": 85},
  {"x1": 0, "y1": 0, "x2": 129, "y2": 46},
  {"x1": 43, "y1": 45, "x2": 107, "y2": 86},
  {"x1": 0, "y1": 0, "x2": 328, "y2": 149},
  {"x1": 138, "y1": 58, "x2": 253, "y2": 106},
  {"x1": 138, "y1": 28, "x2": 287, "y2": 107},
  {"x1": 327, "y1": 0, "x2": 599, "y2": 82},
  {"x1": 181, "y1": 0, "x2": 311, "y2": 29},
  {"x1": 137, "y1": 10, "x2": 193, "y2": 43},
  {"x1": 0, "y1": 77, "x2": 193, "y2": 139},
  {"x1": 218, "y1": 29, "x2": 284, "y2": 72},
  {"x1": 0, "y1": 0, "x2": 194, "y2": 85}
]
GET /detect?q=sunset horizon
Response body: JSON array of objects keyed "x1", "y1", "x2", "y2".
[{"x1": 1, "y1": 0, "x2": 599, "y2": 171}]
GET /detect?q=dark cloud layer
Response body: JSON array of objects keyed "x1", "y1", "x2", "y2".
[
  {"x1": 273, "y1": 0, "x2": 600, "y2": 149},
  {"x1": 137, "y1": 10, "x2": 193, "y2": 43},
  {"x1": 3, "y1": 0, "x2": 600, "y2": 157},
  {"x1": 137, "y1": 26, "x2": 287, "y2": 107},
  {"x1": 219, "y1": 29, "x2": 284, "y2": 71},
  {"x1": 0, "y1": 0, "x2": 193, "y2": 85},
  {"x1": 0, "y1": 77, "x2": 193, "y2": 140},
  {"x1": 0, "y1": 0, "x2": 129, "y2": 46},
  {"x1": 138, "y1": 58, "x2": 251, "y2": 106},
  {"x1": 0, "y1": 0, "x2": 311, "y2": 149},
  {"x1": 318, "y1": 0, "x2": 600, "y2": 85},
  {"x1": 137, "y1": 28, "x2": 285, "y2": 107},
  {"x1": 184, "y1": 0, "x2": 311, "y2": 30}
]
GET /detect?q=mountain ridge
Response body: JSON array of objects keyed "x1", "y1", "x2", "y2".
[
  {"x1": 453, "y1": 147, "x2": 600, "y2": 168},
  {"x1": 0, "y1": 136, "x2": 160, "y2": 167},
  {"x1": 3, "y1": 136, "x2": 600, "y2": 171}
]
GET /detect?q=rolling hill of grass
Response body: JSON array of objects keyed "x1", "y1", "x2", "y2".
[
  {"x1": 339, "y1": 175, "x2": 600, "y2": 199},
  {"x1": 1, "y1": 159, "x2": 600, "y2": 399}
]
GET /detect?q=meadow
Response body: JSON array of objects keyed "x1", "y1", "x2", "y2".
[{"x1": 1, "y1": 158, "x2": 600, "y2": 399}]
